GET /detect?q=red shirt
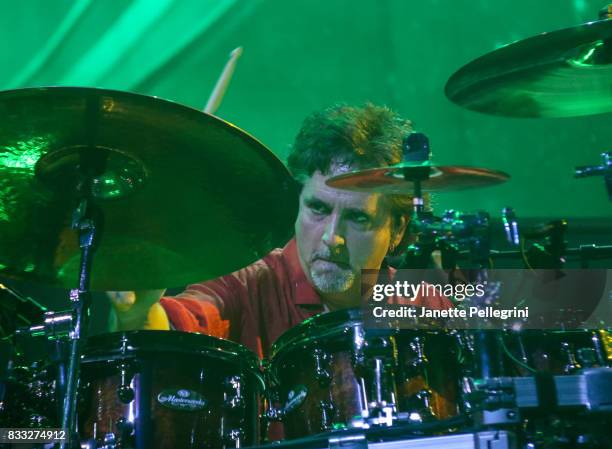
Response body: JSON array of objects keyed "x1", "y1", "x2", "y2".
[{"x1": 160, "y1": 238, "x2": 451, "y2": 358}]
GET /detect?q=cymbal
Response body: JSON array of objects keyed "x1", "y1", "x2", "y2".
[
  {"x1": 445, "y1": 18, "x2": 612, "y2": 117},
  {"x1": 0, "y1": 87, "x2": 297, "y2": 290},
  {"x1": 326, "y1": 162, "x2": 510, "y2": 194}
]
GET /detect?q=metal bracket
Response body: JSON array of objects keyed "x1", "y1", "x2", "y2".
[{"x1": 329, "y1": 433, "x2": 367, "y2": 449}]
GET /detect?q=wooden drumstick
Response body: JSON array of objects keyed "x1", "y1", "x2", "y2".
[{"x1": 204, "y1": 47, "x2": 243, "y2": 115}]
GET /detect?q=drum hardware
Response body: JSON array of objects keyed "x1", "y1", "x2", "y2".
[
  {"x1": 466, "y1": 368, "x2": 612, "y2": 412},
  {"x1": 223, "y1": 428, "x2": 245, "y2": 447},
  {"x1": 17, "y1": 309, "x2": 74, "y2": 339},
  {"x1": 313, "y1": 348, "x2": 333, "y2": 386},
  {"x1": 409, "y1": 337, "x2": 427, "y2": 367},
  {"x1": 328, "y1": 433, "x2": 367, "y2": 449},
  {"x1": 89, "y1": 416, "x2": 136, "y2": 449},
  {"x1": 93, "y1": 432, "x2": 118, "y2": 449},
  {"x1": 521, "y1": 219, "x2": 568, "y2": 270},
  {"x1": 57, "y1": 141, "x2": 102, "y2": 449},
  {"x1": 241, "y1": 427, "x2": 508, "y2": 449},
  {"x1": 398, "y1": 209, "x2": 491, "y2": 270},
  {"x1": 502, "y1": 208, "x2": 520, "y2": 247},
  {"x1": 0, "y1": 283, "x2": 47, "y2": 338},
  {"x1": 320, "y1": 400, "x2": 337, "y2": 429},
  {"x1": 116, "y1": 361, "x2": 136, "y2": 404},
  {"x1": 560, "y1": 342, "x2": 582, "y2": 374},
  {"x1": 349, "y1": 404, "x2": 395, "y2": 429},
  {"x1": 225, "y1": 375, "x2": 246, "y2": 410},
  {"x1": 399, "y1": 208, "x2": 612, "y2": 268},
  {"x1": 575, "y1": 152, "x2": 612, "y2": 201}
]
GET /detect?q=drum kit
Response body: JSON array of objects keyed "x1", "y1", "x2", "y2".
[{"x1": 1, "y1": 7, "x2": 612, "y2": 449}]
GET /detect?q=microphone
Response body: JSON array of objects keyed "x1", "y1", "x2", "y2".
[{"x1": 402, "y1": 132, "x2": 431, "y2": 163}]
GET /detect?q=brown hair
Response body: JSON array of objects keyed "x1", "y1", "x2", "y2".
[{"x1": 287, "y1": 103, "x2": 416, "y2": 253}]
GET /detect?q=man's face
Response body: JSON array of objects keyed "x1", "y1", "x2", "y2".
[{"x1": 295, "y1": 169, "x2": 402, "y2": 300}]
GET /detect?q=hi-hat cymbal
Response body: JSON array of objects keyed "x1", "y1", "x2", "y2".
[
  {"x1": 326, "y1": 162, "x2": 509, "y2": 194},
  {"x1": 0, "y1": 87, "x2": 297, "y2": 290},
  {"x1": 445, "y1": 18, "x2": 612, "y2": 117}
]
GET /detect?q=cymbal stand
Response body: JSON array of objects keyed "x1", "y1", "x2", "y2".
[
  {"x1": 575, "y1": 151, "x2": 612, "y2": 201},
  {"x1": 398, "y1": 132, "x2": 436, "y2": 268},
  {"x1": 60, "y1": 149, "x2": 105, "y2": 449}
]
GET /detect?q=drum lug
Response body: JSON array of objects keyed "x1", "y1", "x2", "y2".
[
  {"x1": 313, "y1": 348, "x2": 332, "y2": 386},
  {"x1": 116, "y1": 361, "x2": 135, "y2": 404},
  {"x1": 224, "y1": 375, "x2": 244, "y2": 409},
  {"x1": 320, "y1": 400, "x2": 336, "y2": 429},
  {"x1": 99, "y1": 432, "x2": 117, "y2": 449},
  {"x1": 261, "y1": 405, "x2": 284, "y2": 422},
  {"x1": 561, "y1": 341, "x2": 582, "y2": 374},
  {"x1": 415, "y1": 388, "x2": 433, "y2": 413},
  {"x1": 222, "y1": 428, "x2": 244, "y2": 447},
  {"x1": 408, "y1": 337, "x2": 428, "y2": 370}
]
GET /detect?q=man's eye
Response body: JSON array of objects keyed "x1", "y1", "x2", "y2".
[
  {"x1": 308, "y1": 202, "x2": 329, "y2": 215},
  {"x1": 350, "y1": 213, "x2": 371, "y2": 224}
]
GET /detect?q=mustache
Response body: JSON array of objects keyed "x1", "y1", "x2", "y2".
[{"x1": 311, "y1": 250, "x2": 350, "y2": 266}]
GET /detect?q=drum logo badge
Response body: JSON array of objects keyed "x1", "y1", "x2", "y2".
[
  {"x1": 157, "y1": 389, "x2": 208, "y2": 411},
  {"x1": 284, "y1": 385, "x2": 308, "y2": 413}
]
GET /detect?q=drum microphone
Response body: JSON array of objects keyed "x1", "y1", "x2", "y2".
[{"x1": 403, "y1": 132, "x2": 431, "y2": 163}]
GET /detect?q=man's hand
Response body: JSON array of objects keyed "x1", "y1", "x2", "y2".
[{"x1": 107, "y1": 289, "x2": 167, "y2": 331}]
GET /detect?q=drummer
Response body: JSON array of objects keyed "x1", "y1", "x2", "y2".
[{"x1": 108, "y1": 103, "x2": 451, "y2": 358}]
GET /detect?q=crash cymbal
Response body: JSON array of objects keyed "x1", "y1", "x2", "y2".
[
  {"x1": 0, "y1": 87, "x2": 297, "y2": 290},
  {"x1": 445, "y1": 18, "x2": 612, "y2": 117},
  {"x1": 326, "y1": 162, "x2": 509, "y2": 194}
]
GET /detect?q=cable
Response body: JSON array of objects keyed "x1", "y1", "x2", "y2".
[{"x1": 500, "y1": 333, "x2": 536, "y2": 374}]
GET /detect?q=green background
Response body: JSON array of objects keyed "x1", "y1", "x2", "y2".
[{"x1": 1, "y1": 0, "x2": 611, "y2": 220}]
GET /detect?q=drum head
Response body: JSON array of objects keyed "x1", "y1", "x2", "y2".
[
  {"x1": 270, "y1": 308, "x2": 365, "y2": 358},
  {"x1": 84, "y1": 330, "x2": 262, "y2": 376}
]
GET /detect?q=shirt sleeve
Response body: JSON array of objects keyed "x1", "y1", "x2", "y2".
[
  {"x1": 160, "y1": 295, "x2": 230, "y2": 337},
  {"x1": 158, "y1": 257, "x2": 270, "y2": 337}
]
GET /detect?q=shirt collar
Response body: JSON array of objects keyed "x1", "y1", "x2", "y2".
[{"x1": 282, "y1": 238, "x2": 323, "y2": 306}]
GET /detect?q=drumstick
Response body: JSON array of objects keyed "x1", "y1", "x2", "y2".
[{"x1": 204, "y1": 47, "x2": 243, "y2": 115}]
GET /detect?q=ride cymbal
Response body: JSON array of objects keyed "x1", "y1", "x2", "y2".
[
  {"x1": 0, "y1": 87, "x2": 297, "y2": 290},
  {"x1": 445, "y1": 18, "x2": 612, "y2": 117}
]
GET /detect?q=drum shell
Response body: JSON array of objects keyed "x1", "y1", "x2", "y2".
[
  {"x1": 79, "y1": 331, "x2": 264, "y2": 449},
  {"x1": 394, "y1": 330, "x2": 461, "y2": 420},
  {"x1": 267, "y1": 309, "x2": 461, "y2": 439}
]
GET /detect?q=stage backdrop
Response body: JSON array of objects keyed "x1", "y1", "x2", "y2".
[{"x1": 0, "y1": 0, "x2": 610, "y2": 219}]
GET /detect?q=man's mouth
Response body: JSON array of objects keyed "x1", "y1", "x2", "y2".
[{"x1": 313, "y1": 257, "x2": 350, "y2": 268}]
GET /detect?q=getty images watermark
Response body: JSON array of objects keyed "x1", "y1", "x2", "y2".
[
  {"x1": 361, "y1": 269, "x2": 612, "y2": 330},
  {"x1": 370, "y1": 280, "x2": 529, "y2": 320}
]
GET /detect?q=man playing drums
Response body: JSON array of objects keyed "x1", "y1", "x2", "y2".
[{"x1": 108, "y1": 103, "x2": 450, "y2": 358}]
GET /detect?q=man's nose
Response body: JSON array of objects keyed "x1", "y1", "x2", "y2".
[{"x1": 322, "y1": 214, "x2": 345, "y2": 248}]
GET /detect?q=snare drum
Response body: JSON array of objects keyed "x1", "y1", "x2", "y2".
[
  {"x1": 266, "y1": 309, "x2": 461, "y2": 439},
  {"x1": 79, "y1": 331, "x2": 264, "y2": 449}
]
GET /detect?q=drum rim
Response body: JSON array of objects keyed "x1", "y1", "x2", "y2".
[
  {"x1": 270, "y1": 307, "x2": 460, "y2": 361},
  {"x1": 84, "y1": 330, "x2": 262, "y2": 373},
  {"x1": 270, "y1": 308, "x2": 379, "y2": 360}
]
